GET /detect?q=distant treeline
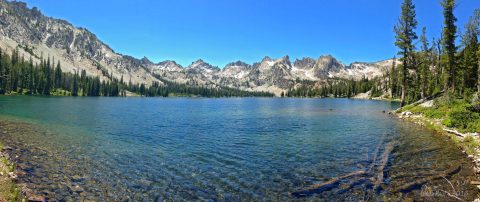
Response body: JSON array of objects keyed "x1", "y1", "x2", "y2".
[
  {"x1": 0, "y1": 48, "x2": 274, "y2": 97},
  {"x1": 285, "y1": 77, "x2": 376, "y2": 98},
  {"x1": 144, "y1": 76, "x2": 274, "y2": 97}
]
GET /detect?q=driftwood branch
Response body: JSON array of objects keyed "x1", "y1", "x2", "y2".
[
  {"x1": 373, "y1": 143, "x2": 394, "y2": 190},
  {"x1": 290, "y1": 170, "x2": 367, "y2": 197},
  {"x1": 292, "y1": 138, "x2": 464, "y2": 199},
  {"x1": 443, "y1": 128, "x2": 467, "y2": 138},
  {"x1": 439, "y1": 190, "x2": 465, "y2": 202},
  {"x1": 390, "y1": 170, "x2": 439, "y2": 180},
  {"x1": 393, "y1": 146, "x2": 441, "y2": 157},
  {"x1": 392, "y1": 166, "x2": 461, "y2": 193},
  {"x1": 442, "y1": 176, "x2": 457, "y2": 195},
  {"x1": 368, "y1": 136, "x2": 385, "y2": 172}
]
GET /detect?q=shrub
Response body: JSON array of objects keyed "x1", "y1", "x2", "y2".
[
  {"x1": 466, "y1": 120, "x2": 480, "y2": 133},
  {"x1": 442, "y1": 118, "x2": 453, "y2": 127},
  {"x1": 423, "y1": 108, "x2": 446, "y2": 119},
  {"x1": 446, "y1": 104, "x2": 480, "y2": 132},
  {"x1": 463, "y1": 135, "x2": 480, "y2": 155},
  {"x1": 463, "y1": 88, "x2": 476, "y2": 102},
  {"x1": 434, "y1": 92, "x2": 456, "y2": 107}
]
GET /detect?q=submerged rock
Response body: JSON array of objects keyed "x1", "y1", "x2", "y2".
[
  {"x1": 69, "y1": 185, "x2": 85, "y2": 193},
  {"x1": 27, "y1": 195, "x2": 46, "y2": 202}
]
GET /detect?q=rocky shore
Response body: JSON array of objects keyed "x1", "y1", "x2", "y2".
[
  {"x1": 0, "y1": 144, "x2": 20, "y2": 201},
  {"x1": 0, "y1": 139, "x2": 45, "y2": 202},
  {"x1": 395, "y1": 109, "x2": 480, "y2": 201}
]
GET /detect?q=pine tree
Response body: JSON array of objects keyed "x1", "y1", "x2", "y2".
[
  {"x1": 462, "y1": 9, "x2": 480, "y2": 92},
  {"x1": 419, "y1": 27, "x2": 430, "y2": 99},
  {"x1": 72, "y1": 71, "x2": 79, "y2": 96},
  {"x1": 28, "y1": 57, "x2": 34, "y2": 94},
  {"x1": 478, "y1": 46, "x2": 480, "y2": 92},
  {"x1": 442, "y1": 0, "x2": 457, "y2": 92},
  {"x1": 54, "y1": 60, "x2": 62, "y2": 89},
  {"x1": 390, "y1": 56, "x2": 397, "y2": 98},
  {"x1": 395, "y1": 0, "x2": 418, "y2": 107}
]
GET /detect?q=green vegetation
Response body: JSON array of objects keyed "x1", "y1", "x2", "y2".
[
  {"x1": 0, "y1": 143, "x2": 22, "y2": 202},
  {"x1": 145, "y1": 76, "x2": 273, "y2": 97},
  {"x1": 0, "y1": 48, "x2": 124, "y2": 97},
  {"x1": 401, "y1": 93, "x2": 480, "y2": 133},
  {"x1": 288, "y1": 1, "x2": 480, "y2": 108},
  {"x1": 287, "y1": 77, "x2": 376, "y2": 98},
  {"x1": 0, "y1": 48, "x2": 274, "y2": 98}
]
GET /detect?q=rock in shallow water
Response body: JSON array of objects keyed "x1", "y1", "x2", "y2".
[{"x1": 69, "y1": 185, "x2": 85, "y2": 193}]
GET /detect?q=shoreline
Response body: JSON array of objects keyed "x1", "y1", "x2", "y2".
[
  {"x1": 0, "y1": 126, "x2": 45, "y2": 202},
  {"x1": 0, "y1": 143, "x2": 21, "y2": 201},
  {"x1": 393, "y1": 106, "x2": 480, "y2": 196},
  {"x1": 0, "y1": 144, "x2": 43, "y2": 202}
]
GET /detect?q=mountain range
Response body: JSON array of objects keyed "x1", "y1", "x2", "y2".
[{"x1": 0, "y1": 0, "x2": 395, "y2": 96}]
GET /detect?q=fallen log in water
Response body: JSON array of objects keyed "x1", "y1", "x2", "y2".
[
  {"x1": 443, "y1": 128, "x2": 467, "y2": 138},
  {"x1": 368, "y1": 136, "x2": 386, "y2": 172},
  {"x1": 393, "y1": 146, "x2": 442, "y2": 157},
  {"x1": 392, "y1": 166, "x2": 461, "y2": 193},
  {"x1": 292, "y1": 141, "x2": 398, "y2": 197},
  {"x1": 373, "y1": 143, "x2": 394, "y2": 191},
  {"x1": 335, "y1": 177, "x2": 372, "y2": 195},
  {"x1": 290, "y1": 170, "x2": 368, "y2": 197},
  {"x1": 390, "y1": 170, "x2": 439, "y2": 180}
]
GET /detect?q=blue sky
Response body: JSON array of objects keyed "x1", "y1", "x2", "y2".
[{"x1": 22, "y1": 0, "x2": 480, "y2": 67}]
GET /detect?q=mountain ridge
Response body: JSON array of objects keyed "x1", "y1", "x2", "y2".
[{"x1": 0, "y1": 0, "x2": 395, "y2": 96}]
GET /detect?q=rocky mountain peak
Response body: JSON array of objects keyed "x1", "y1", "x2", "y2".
[
  {"x1": 141, "y1": 56, "x2": 153, "y2": 65},
  {"x1": 192, "y1": 59, "x2": 205, "y2": 64},
  {"x1": 294, "y1": 57, "x2": 316, "y2": 69},
  {"x1": 280, "y1": 55, "x2": 290, "y2": 61},
  {"x1": 153, "y1": 60, "x2": 183, "y2": 72},
  {"x1": 275, "y1": 55, "x2": 292, "y2": 67},
  {"x1": 316, "y1": 55, "x2": 343, "y2": 70},
  {"x1": 188, "y1": 59, "x2": 220, "y2": 71},
  {"x1": 261, "y1": 56, "x2": 273, "y2": 63},
  {"x1": 224, "y1": 61, "x2": 251, "y2": 69},
  {"x1": 158, "y1": 60, "x2": 181, "y2": 67}
]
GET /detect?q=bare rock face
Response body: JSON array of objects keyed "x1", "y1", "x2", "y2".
[
  {"x1": 0, "y1": 0, "x2": 158, "y2": 85},
  {"x1": 294, "y1": 57, "x2": 316, "y2": 69},
  {"x1": 313, "y1": 55, "x2": 344, "y2": 78},
  {"x1": 0, "y1": 0, "x2": 393, "y2": 95}
]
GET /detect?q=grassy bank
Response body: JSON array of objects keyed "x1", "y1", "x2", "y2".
[
  {"x1": 396, "y1": 93, "x2": 480, "y2": 156},
  {"x1": 0, "y1": 142, "x2": 21, "y2": 202}
]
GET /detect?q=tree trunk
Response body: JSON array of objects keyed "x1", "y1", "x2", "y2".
[
  {"x1": 401, "y1": 57, "x2": 407, "y2": 107},
  {"x1": 451, "y1": 61, "x2": 455, "y2": 93},
  {"x1": 478, "y1": 47, "x2": 480, "y2": 93}
]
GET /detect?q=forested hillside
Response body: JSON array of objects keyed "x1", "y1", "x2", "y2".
[{"x1": 0, "y1": 48, "x2": 273, "y2": 97}]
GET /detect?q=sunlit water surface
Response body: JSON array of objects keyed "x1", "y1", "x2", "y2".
[{"x1": 0, "y1": 97, "x2": 476, "y2": 201}]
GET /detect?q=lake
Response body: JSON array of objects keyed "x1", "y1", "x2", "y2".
[{"x1": 0, "y1": 96, "x2": 477, "y2": 201}]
